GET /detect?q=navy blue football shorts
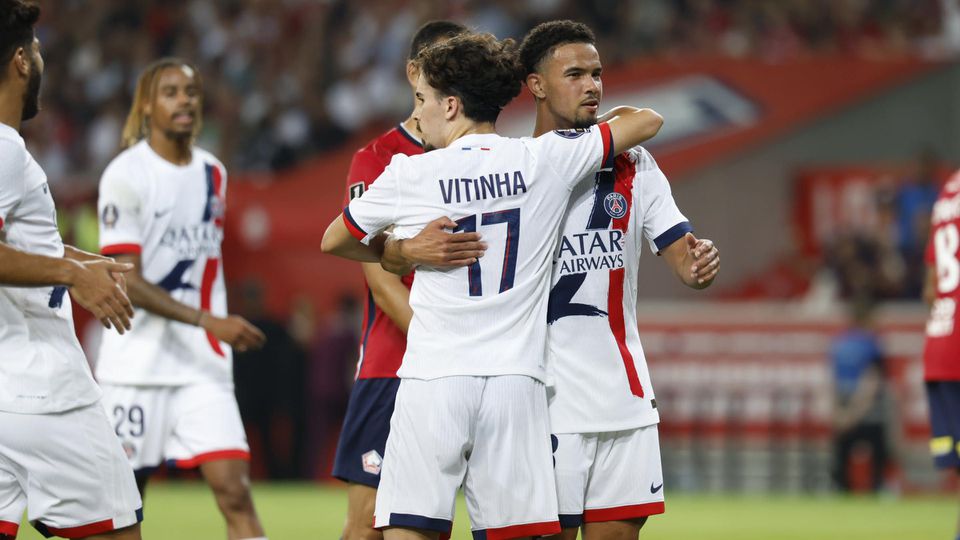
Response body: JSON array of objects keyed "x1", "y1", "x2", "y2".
[
  {"x1": 332, "y1": 377, "x2": 401, "y2": 487},
  {"x1": 926, "y1": 381, "x2": 960, "y2": 470}
]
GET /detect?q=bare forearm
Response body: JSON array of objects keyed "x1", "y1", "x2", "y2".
[
  {"x1": 0, "y1": 241, "x2": 79, "y2": 287},
  {"x1": 366, "y1": 274, "x2": 412, "y2": 335},
  {"x1": 321, "y1": 215, "x2": 385, "y2": 262},
  {"x1": 126, "y1": 276, "x2": 202, "y2": 326}
]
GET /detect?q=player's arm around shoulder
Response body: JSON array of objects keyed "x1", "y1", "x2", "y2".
[
  {"x1": 606, "y1": 107, "x2": 663, "y2": 155},
  {"x1": 661, "y1": 232, "x2": 720, "y2": 289},
  {"x1": 379, "y1": 218, "x2": 487, "y2": 275}
]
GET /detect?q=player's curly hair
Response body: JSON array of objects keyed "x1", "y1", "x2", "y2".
[
  {"x1": 0, "y1": 0, "x2": 40, "y2": 82},
  {"x1": 417, "y1": 33, "x2": 523, "y2": 124},
  {"x1": 519, "y1": 20, "x2": 596, "y2": 76}
]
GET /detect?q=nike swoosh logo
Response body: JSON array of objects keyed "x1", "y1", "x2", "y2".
[
  {"x1": 650, "y1": 482, "x2": 663, "y2": 494},
  {"x1": 154, "y1": 208, "x2": 173, "y2": 218}
]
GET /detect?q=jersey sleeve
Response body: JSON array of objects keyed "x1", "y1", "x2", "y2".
[
  {"x1": 0, "y1": 139, "x2": 26, "y2": 231},
  {"x1": 536, "y1": 122, "x2": 616, "y2": 190},
  {"x1": 98, "y1": 161, "x2": 145, "y2": 255},
  {"x1": 633, "y1": 148, "x2": 693, "y2": 254},
  {"x1": 343, "y1": 153, "x2": 407, "y2": 245},
  {"x1": 343, "y1": 148, "x2": 386, "y2": 206}
]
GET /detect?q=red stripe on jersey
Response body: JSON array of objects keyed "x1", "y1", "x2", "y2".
[
  {"x1": 342, "y1": 209, "x2": 367, "y2": 241},
  {"x1": 39, "y1": 517, "x2": 117, "y2": 538},
  {"x1": 481, "y1": 520, "x2": 561, "y2": 539},
  {"x1": 583, "y1": 501, "x2": 665, "y2": 523},
  {"x1": 200, "y1": 258, "x2": 225, "y2": 357},
  {"x1": 0, "y1": 520, "x2": 18, "y2": 536},
  {"x1": 210, "y1": 163, "x2": 225, "y2": 227},
  {"x1": 599, "y1": 122, "x2": 615, "y2": 168},
  {"x1": 173, "y1": 449, "x2": 250, "y2": 468},
  {"x1": 609, "y1": 155, "x2": 643, "y2": 397},
  {"x1": 101, "y1": 243, "x2": 142, "y2": 255},
  {"x1": 0, "y1": 216, "x2": 4, "y2": 230}
]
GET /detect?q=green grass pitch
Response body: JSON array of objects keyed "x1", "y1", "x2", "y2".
[{"x1": 15, "y1": 482, "x2": 956, "y2": 539}]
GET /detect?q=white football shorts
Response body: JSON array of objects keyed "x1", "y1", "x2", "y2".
[
  {"x1": 554, "y1": 425, "x2": 665, "y2": 529},
  {"x1": 100, "y1": 382, "x2": 249, "y2": 471},
  {"x1": 0, "y1": 402, "x2": 142, "y2": 538},
  {"x1": 374, "y1": 375, "x2": 561, "y2": 539}
]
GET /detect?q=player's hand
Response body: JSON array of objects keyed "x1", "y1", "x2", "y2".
[
  {"x1": 685, "y1": 232, "x2": 719, "y2": 287},
  {"x1": 399, "y1": 217, "x2": 487, "y2": 268},
  {"x1": 202, "y1": 314, "x2": 266, "y2": 353},
  {"x1": 68, "y1": 259, "x2": 135, "y2": 334}
]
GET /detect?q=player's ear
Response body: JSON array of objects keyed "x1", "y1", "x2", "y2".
[
  {"x1": 405, "y1": 60, "x2": 419, "y2": 88},
  {"x1": 526, "y1": 73, "x2": 546, "y2": 100},
  {"x1": 444, "y1": 95, "x2": 458, "y2": 120},
  {"x1": 13, "y1": 46, "x2": 30, "y2": 79}
]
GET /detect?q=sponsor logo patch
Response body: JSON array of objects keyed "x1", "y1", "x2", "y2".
[
  {"x1": 348, "y1": 182, "x2": 365, "y2": 201},
  {"x1": 101, "y1": 203, "x2": 119, "y2": 229},
  {"x1": 361, "y1": 450, "x2": 383, "y2": 475},
  {"x1": 650, "y1": 482, "x2": 663, "y2": 494}
]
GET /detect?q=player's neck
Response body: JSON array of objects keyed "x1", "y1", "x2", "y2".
[
  {"x1": 0, "y1": 87, "x2": 25, "y2": 132},
  {"x1": 401, "y1": 116, "x2": 420, "y2": 142},
  {"x1": 148, "y1": 133, "x2": 192, "y2": 166},
  {"x1": 446, "y1": 121, "x2": 495, "y2": 146},
  {"x1": 532, "y1": 104, "x2": 565, "y2": 137}
]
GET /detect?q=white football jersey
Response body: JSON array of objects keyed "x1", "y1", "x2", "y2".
[
  {"x1": 0, "y1": 123, "x2": 101, "y2": 414},
  {"x1": 345, "y1": 125, "x2": 616, "y2": 382},
  {"x1": 96, "y1": 141, "x2": 231, "y2": 385},
  {"x1": 547, "y1": 147, "x2": 689, "y2": 433}
]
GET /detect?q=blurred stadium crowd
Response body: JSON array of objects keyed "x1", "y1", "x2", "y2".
[{"x1": 26, "y1": 0, "x2": 958, "y2": 189}]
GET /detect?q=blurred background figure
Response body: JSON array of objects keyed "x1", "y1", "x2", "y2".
[
  {"x1": 830, "y1": 298, "x2": 892, "y2": 492},
  {"x1": 234, "y1": 280, "x2": 308, "y2": 480},
  {"x1": 303, "y1": 294, "x2": 360, "y2": 480}
]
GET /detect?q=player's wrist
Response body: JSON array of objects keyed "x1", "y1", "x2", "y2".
[
  {"x1": 194, "y1": 310, "x2": 208, "y2": 328},
  {"x1": 60, "y1": 258, "x2": 85, "y2": 287}
]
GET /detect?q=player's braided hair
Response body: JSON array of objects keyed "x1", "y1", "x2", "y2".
[
  {"x1": 0, "y1": 0, "x2": 40, "y2": 82},
  {"x1": 519, "y1": 20, "x2": 596, "y2": 76},
  {"x1": 408, "y1": 20, "x2": 469, "y2": 60},
  {"x1": 417, "y1": 33, "x2": 523, "y2": 124},
  {"x1": 121, "y1": 57, "x2": 203, "y2": 148}
]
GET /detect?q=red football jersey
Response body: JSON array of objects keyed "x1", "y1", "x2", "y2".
[
  {"x1": 923, "y1": 171, "x2": 960, "y2": 380},
  {"x1": 344, "y1": 124, "x2": 422, "y2": 379}
]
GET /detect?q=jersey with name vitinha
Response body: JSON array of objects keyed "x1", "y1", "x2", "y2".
[
  {"x1": 96, "y1": 141, "x2": 231, "y2": 385},
  {"x1": 0, "y1": 123, "x2": 102, "y2": 414},
  {"x1": 547, "y1": 148, "x2": 690, "y2": 434},
  {"x1": 344, "y1": 125, "x2": 616, "y2": 382}
]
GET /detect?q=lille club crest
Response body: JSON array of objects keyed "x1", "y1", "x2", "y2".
[
  {"x1": 361, "y1": 450, "x2": 383, "y2": 475},
  {"x1": 604, "y1": 192, "x2": 627, "y2": 219}
]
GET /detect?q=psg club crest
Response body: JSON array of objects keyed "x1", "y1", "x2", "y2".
[
  {"x1": 209, "y1": 195, "x2": 226, "y2": 219},
  {"x1": 553, "y1": 127, "x2": 590, "y2": 139},
  {"x1": 361, "y1": 450, "x2": 383, "y2": 475},
  {"x1": 604, "y1": 192, "x2": 627, "y2": 219}
]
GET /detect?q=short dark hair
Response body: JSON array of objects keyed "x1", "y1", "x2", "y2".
[
  {"x1": 409, "y1": 20, "x2": 469, "y2": 60},
  {"x1": 0, "y1": 0, "x2": 40, "y2": 81},
  {"x1": 418, "y1": 33, "x2": 522, "y2": 124},
  {"x1": 519, "y1": 20, "x2": 596, "y2": 76}
]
